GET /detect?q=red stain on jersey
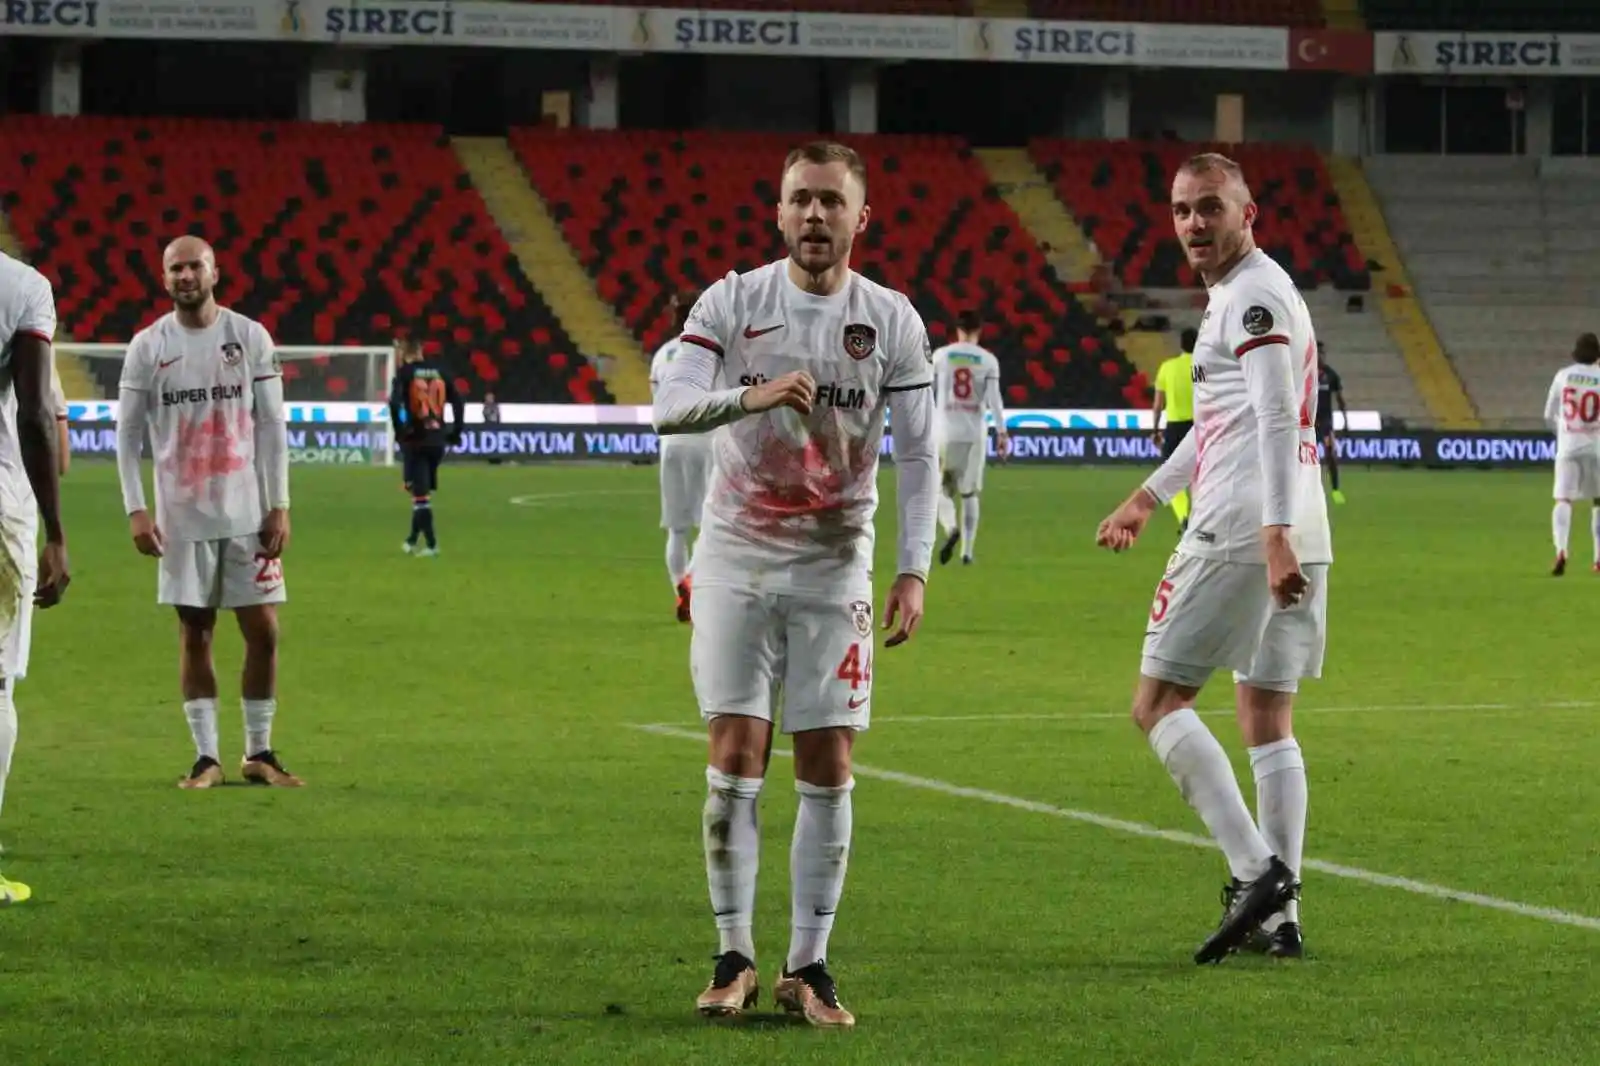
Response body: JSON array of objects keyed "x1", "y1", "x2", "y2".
[
  {"x1": 173, "y1": 408, "x2": 251, "y2": 492},
  {"x1": 734, "y1": 412, "x2": 875, "y2": 542}
]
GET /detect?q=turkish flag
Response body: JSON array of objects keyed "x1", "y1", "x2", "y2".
[{"x1": 1289, "y1": 29, "x2": 1373, "y2": 74}]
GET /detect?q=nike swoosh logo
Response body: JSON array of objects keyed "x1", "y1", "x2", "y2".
[
  {"x1": 743, "y1": 323, "x2": 783, "y2": 339},
  {"x1": 158, "y1": 358, "x2": 181, "y2": 368},
  {"x1": 847, "y1": 695, "x2": 867, "y2": 710}
]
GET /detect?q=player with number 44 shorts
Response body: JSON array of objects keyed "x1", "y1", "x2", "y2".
[{"x1": 653, "y1": 141, "x2": 939, "y2": 1028}]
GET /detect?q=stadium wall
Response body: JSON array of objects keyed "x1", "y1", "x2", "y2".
[{"x1": 67, "y1": 411, "x2": 1557, "y2": 471}]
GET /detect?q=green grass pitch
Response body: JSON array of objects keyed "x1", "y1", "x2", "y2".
[{"x1": 1, "y1": 460, "x2": 1594, "y2": 1065}]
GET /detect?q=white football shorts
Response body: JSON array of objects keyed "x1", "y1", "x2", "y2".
[
  {"x1": 1553, "y1": 454, "x2": 1600, "y2": 500},
  {"x1": 0, "y1": 518, "x2": 38, "y2": 680},
  {"x1": 942, "y1": 438, "x2": 986, "y2": 496},
  {"x1": 689, "y1": 580, "x2": 876, "y2": 734},
  {"x1": 659, "y1": 435, "x2": 711, "y2": 530},
  {"x1": 1140, "y1": 551, "x2": 1329, "y2": 694},
  {"x1": 159, "y1": 536, "x2": 287, "y2": 610}
]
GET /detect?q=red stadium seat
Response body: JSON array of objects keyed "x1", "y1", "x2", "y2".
[
  {"x1": 510, "y1": 127, "x2": 1138, "y2": 407},
  {"x1": 1028, "y1": 138, "x2": 1370, "y2": 293},
  {"x1": 0, "y1": 114, "x2": 606, "y2": 404}
]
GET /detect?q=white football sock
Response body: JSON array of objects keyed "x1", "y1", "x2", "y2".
[
  {"x1": 1553, "y1": 500, "x2": 1572, "y2": 554},
  {"x1": 960, "y1": 495, "x2": 981, "y2": 559},
  {"x1": 666, "y1": 528, "x2": 693, "y2": 587},
  {"x1": 704, "y1": 766, "x2": 762, "y2": 960},
  {"x1": 1148, "y1": 708, "x2": 1273, "y2": 882},
  {"x1": 184, "y1": 698, "x2": 220, "y2": 762},
  {"x1": 1591, "y1": 507, "x2": 1600, "y2": 564},
  {"x1": 1250, "y1": 737, "x2": 1307, "y2": 931},
  {"x1": 937, "y1": 491, "x2": 957, "y2": 536},
  {"x1": 0, "y1": 682, "x2": 15, "y2": 822},
  {"x1": 787, "y1": 777, "x2": 854, "y2": 972},
  {"x1": 243, "y1": 699, "x2": 276, "y2": 757}
]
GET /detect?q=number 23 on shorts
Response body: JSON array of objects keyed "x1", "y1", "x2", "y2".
[{"x1": 254, "y1": 552, "x2": 284, "y2": 590}]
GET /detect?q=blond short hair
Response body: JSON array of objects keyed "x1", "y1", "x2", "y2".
[
  {"x1": 1176, "y1": 152, "x2": 1252, "y2": 199},
  {"x1": 782, "y1": 141, "x2": 868, "y2": 199}
]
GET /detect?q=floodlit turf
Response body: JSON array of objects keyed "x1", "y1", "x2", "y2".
[{"x1": 1, "y1": 460, "x2": 1594, "y2": 1064}]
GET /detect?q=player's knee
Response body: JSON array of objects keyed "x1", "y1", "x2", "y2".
[
  {"x1": 706, "y1": 713, "x2": 770, "y2": 778},
  {"x1": 792, "y1": 727, "x2": 854, "y2": 787},
  {"x1": 176, "y1": 608, "x2": 216, "y2": 649},
  {"x1": 236, "y1": 607, "x2": 279, "y2": 654},
  {"x1": 1235, "y1": 681, "x2": 1295, "y2": 746},
  {"x1": 1130, "y1": 672, "x2": 1201, "y2": 733}
]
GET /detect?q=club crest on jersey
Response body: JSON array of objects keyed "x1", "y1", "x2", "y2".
[
  {"x1": 842, "y1": 323, "x2": 877, "y2": 361},
  {"x1": 1241, "y1": 306, "x2": 1274, "y2": 337},
  {"x1": 849, "y1": 600, "x2": 873, "y2": 638},
  {"x1": 220, "y1": 342, "x2": 244, "y2": 367}
]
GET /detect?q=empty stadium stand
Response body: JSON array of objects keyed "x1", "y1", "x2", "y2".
[
  {"x1": 1028, "y1": 138, "x2": 1442, "y2": 424},
  {"x1": 1362, "y1": 0, "x2": 1600, "y2": 31},
  {"x1": 1027, "y1": 0, "x2": 1323, "y2": 24},
  {"x1": 0, "y1": 115, "x2": 610, "y2": 405},
  {"x1": 510, "y1": 127, "x2": 1145, "y2": 408},
  {"x1": 1028, "y1": 139, "x2": 1370, "y2": 293},
  {"x1": 1363, "y1": 155, "x2": 1600, "y2": 427}
]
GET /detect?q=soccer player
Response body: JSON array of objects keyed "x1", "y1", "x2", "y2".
[
  {"x1": 931, "y1": 310, "x2": 1006, "y2": 566},
  {"x1": 116, "y1": 235, "x2": 301, "y2": 790},
  {"x1": 653, "y1": 141, "x2": 938, "y2": 1028},
  {"x1": 0, "y1": 249, "x2": 72, "y2": 902},
  {"x1": 1317, "y1": 342, "x2": 1348, "y2": 504},
  {"x1": 388, "y1": 335, "x2": 463, "y2": 557},
  {"x1": 1095, "y1": 153, "x2": 1331, "y2": 964},
  {"x1": 1544, "y1": 331, "x2": 1600, "y2": 575},
  {"x1": 1151, "y1": 328, "x2": 1196, "y2": 531},
  {"x1": 649, "y1": 291, "x2": 716, "y2": 621}
]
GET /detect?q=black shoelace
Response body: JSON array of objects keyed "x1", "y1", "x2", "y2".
[
  {"x1": 711, "y1": 951, "x2": 753, "y2": 988},
  {"x1": 789, "y1": 961, "x2": 839, "y2": 1008}
]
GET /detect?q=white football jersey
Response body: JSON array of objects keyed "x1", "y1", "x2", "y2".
[
  {"x1": 652, "y1": 336, "x2": 728, "y2": 392},
  {"x1": 1544, "y1": 362, "x2": 1600, "y2": 458},
  {"x1": 651, "y1": 337, "x2": 714, "y2": 459},
  {"x1": 678, "y1": 260, "x2": 933, "y2": 587},
  {"x1": 932, "y1": 342, "x2": 1004, "y2": 443},
  {"x1": 119, "y1": 307, "x2": 280, "y2": 543},
  {"x1": 0, "y1": 251, "x2": 58, "y2": 531},
  {"x1": 1183, "y1": 249, "x2": 1332, "y2": 565}
]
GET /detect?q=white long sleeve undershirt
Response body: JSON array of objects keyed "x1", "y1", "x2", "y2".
[
  {"x1": 115, "y1": 386, "x2": 151, "y2": 515},
  {"x1": 888, "y1": 385, "x2": 938, "y2": 580},
  {"x1": 1241, "y1": 340, "x2": 1299, "y2": 528},
  {"x1": 253, "y1": 374, "x2": 290, "y2": 510}
]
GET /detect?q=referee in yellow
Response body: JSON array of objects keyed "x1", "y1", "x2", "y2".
[{"x1": 1151, "y1": 327, "x2": 1197, "y2": 530}]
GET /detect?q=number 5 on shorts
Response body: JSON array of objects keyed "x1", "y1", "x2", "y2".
[{"x1": 1150, "y1": 578, "x2": 1176, "y2": 624}]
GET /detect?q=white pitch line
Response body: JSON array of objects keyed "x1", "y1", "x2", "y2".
[
  {"x1": 508, "y1": 489, "x2": 652, "y2": 507},
  {"x1": 856, "y1": 700, "x2": 1600, "y2": 724},
  {"x1": 633, "y1": 723, "x2": 1600, "y2": 933}
]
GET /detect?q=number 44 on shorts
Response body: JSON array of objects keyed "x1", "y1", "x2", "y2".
[{"x1": 836, "y1": 642, "x2": 872, "y2": 710}]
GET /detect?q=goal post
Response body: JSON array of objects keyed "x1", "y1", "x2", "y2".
[{"x1": 58, "y1": 343, "x2": 399, "y2": 467}]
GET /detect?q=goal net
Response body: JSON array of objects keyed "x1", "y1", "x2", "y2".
[{"x1": 58, "y1": 343, "x2": 398, "y2": 466}]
